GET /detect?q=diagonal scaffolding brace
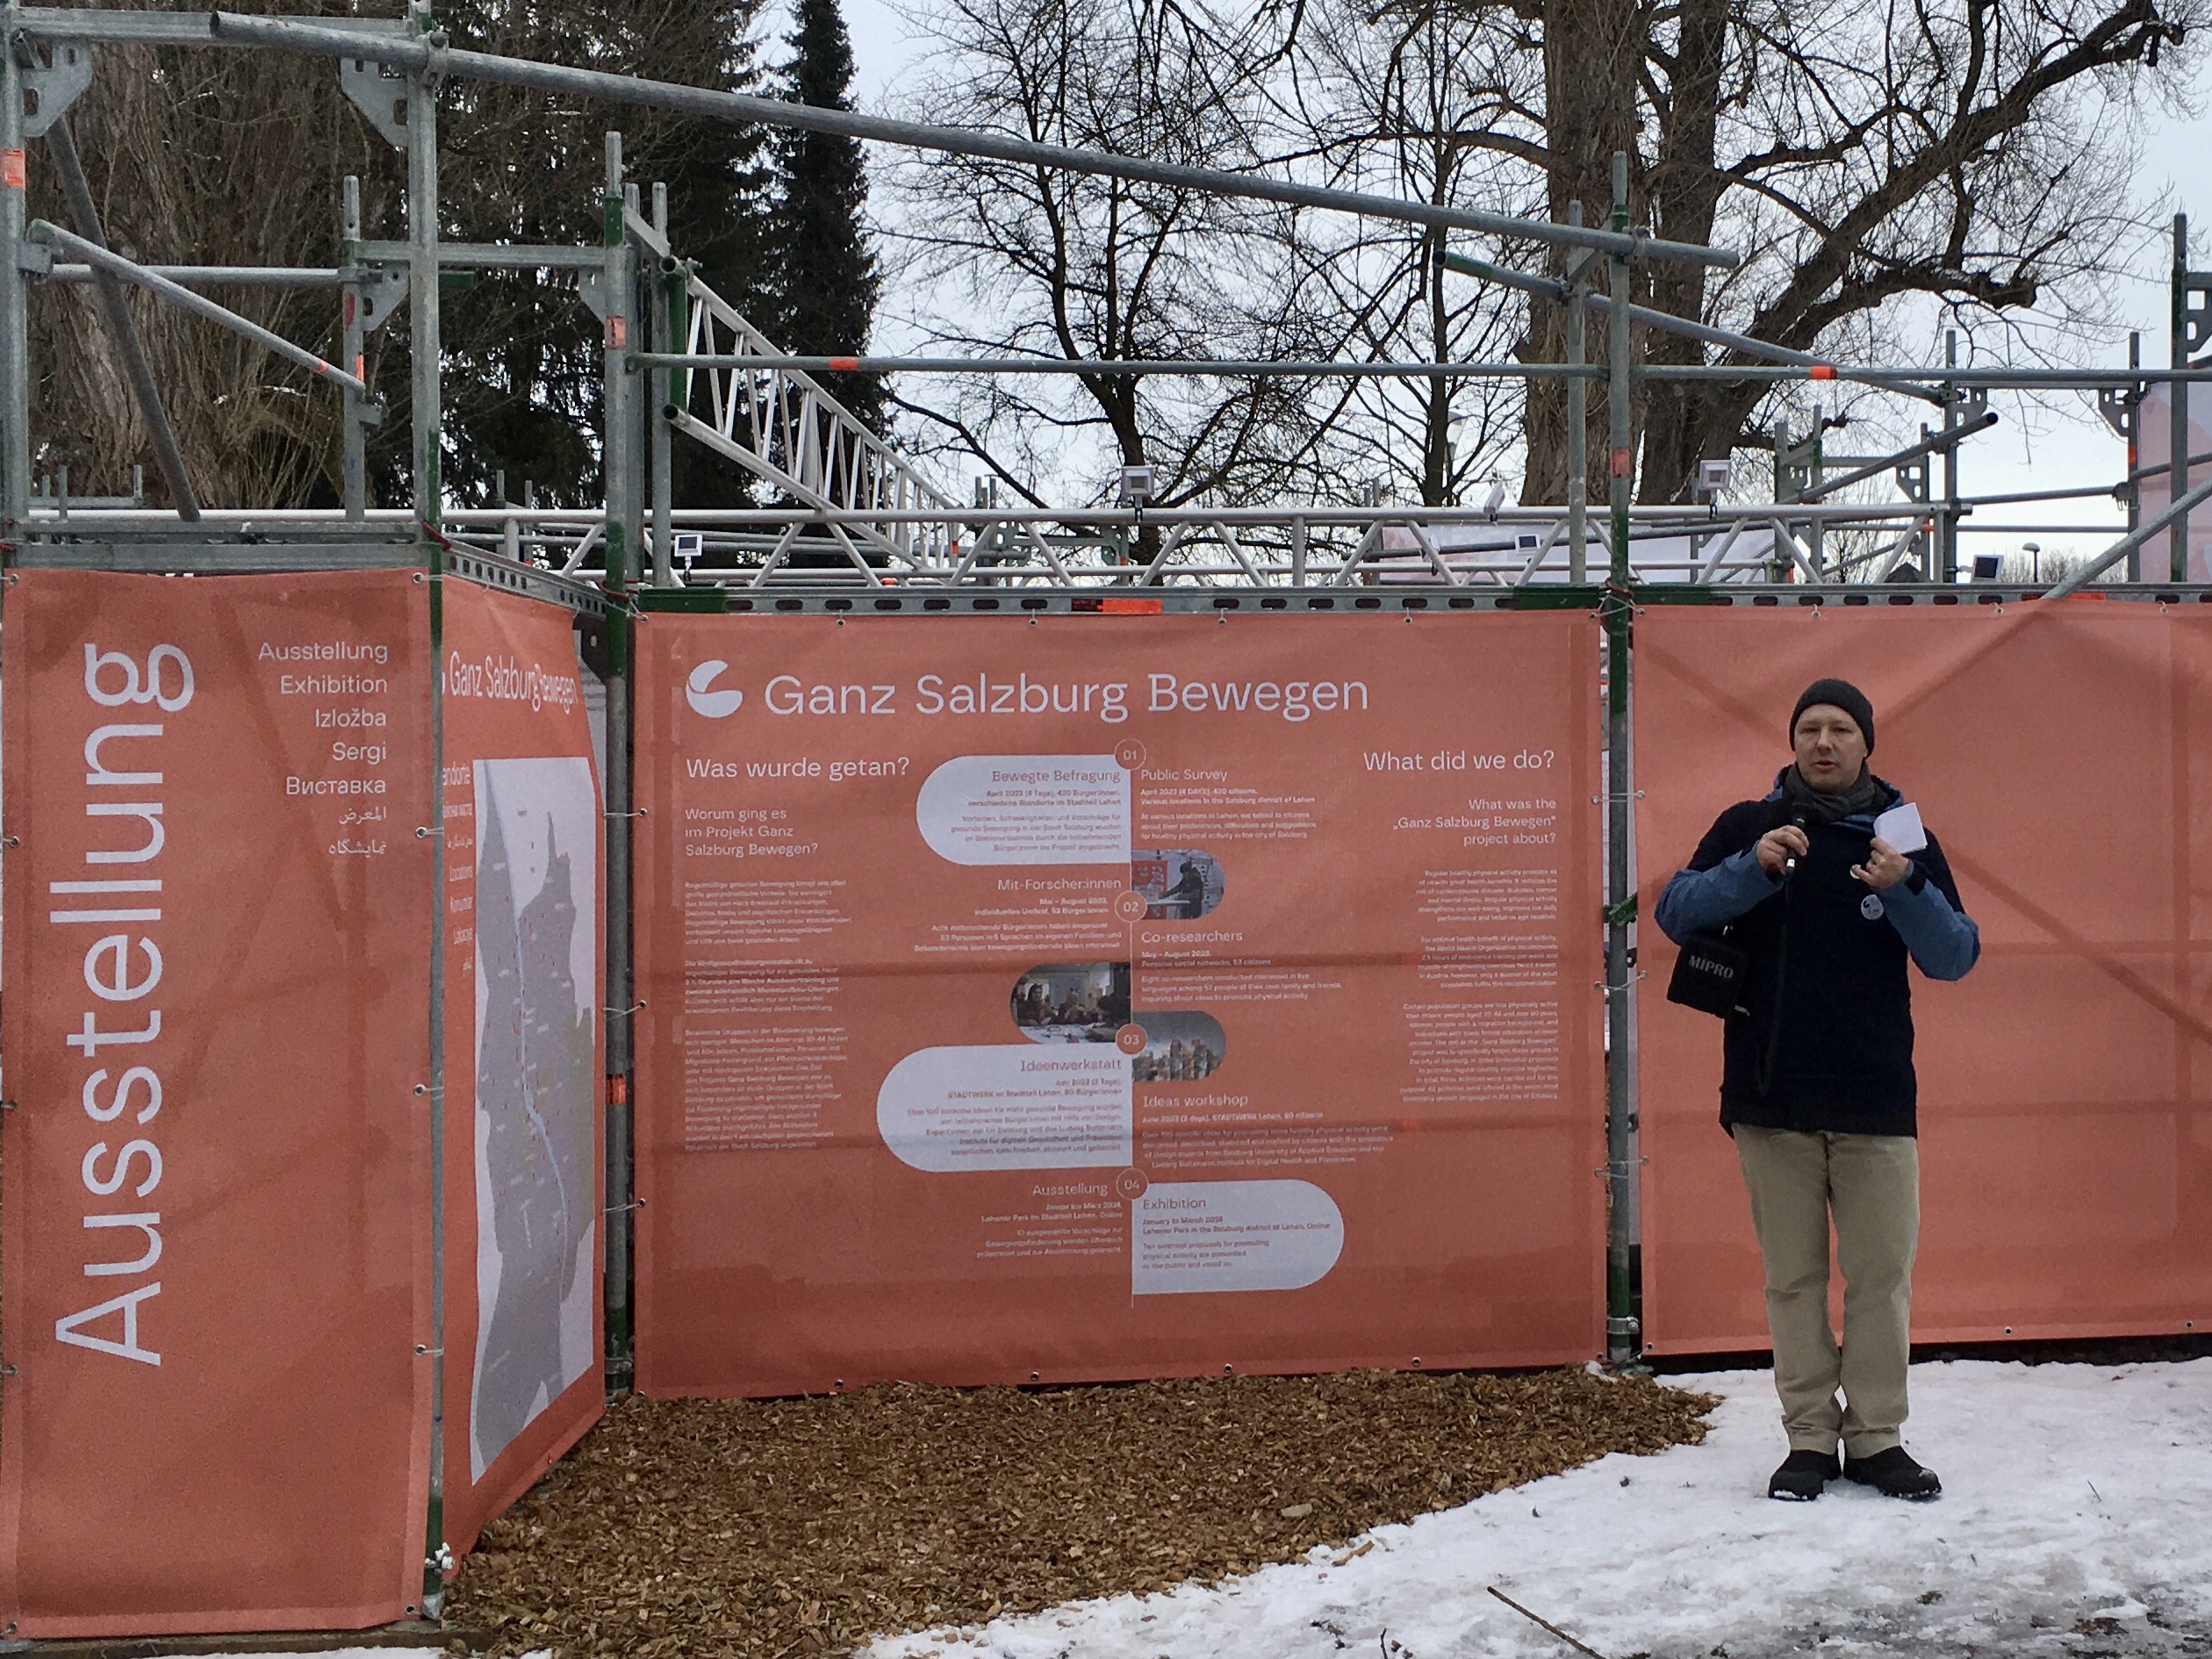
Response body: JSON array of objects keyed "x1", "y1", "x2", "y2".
[
  {"x1": 27, "y1": 220, "x2": 373, "y2": 397},
  {"x1": 6, "y1": 8, "x2": 1739, "y2": 270}
]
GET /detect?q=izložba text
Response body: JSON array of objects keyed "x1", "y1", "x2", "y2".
[{"x1": 757, "y1": 670, "x2": 1372, "y2": 723}]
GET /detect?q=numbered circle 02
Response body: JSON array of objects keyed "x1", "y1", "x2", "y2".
[
  {"x1": 1114, "y1": 738, "x2": 1146, "y2": 771},
  {"x1": 1114, "y1": 1167, "x2": 1150, "y2": 1201},
  {"x1": 1111, "y1": 889, "x2": 1151, "y2": 923},
  {"x1": 1115, "y1": 1023, "x2": 1149, "y2": 1055}
]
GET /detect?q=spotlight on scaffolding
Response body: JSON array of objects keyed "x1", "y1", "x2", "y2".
[
  {"x1": 1695, "y1": 458, "x2": 1734, "y2": 499},
  {"x1": 1116, "y1": 464, "x2": 1155, "y2": 508}
]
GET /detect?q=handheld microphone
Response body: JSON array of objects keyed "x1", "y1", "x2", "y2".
[{"x1": 1783, "y1": 812, "x2": 1808, "y2": 878}]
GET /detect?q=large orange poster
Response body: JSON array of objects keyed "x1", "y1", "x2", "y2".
[
  {"x1": 437, "y1": 581, "x2": 604, "y2": 1558},
  {"x1": 0, "y1": 569, "x2": 434, "y2": 1635},
  {"x1": 1635, "y1": 600, "x2": 2212, "y2": 1353},
  {"x1": 633, "y1": 612, "x2": 1604, "y2": 1396}
]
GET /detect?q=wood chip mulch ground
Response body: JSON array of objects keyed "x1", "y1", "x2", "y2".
[{"x1": 447, "y1": 1367, "x2": 1717, "y2": 1658}]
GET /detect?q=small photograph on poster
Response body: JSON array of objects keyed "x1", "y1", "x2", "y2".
[
  {"x1": 1130, "y1": 1010, "x2": 1227, "y2": 1081},
  {"x1": 471, "y1": 756, "x2": 599, "y2": 1481},
  {"x1": 1010, "y1": 961, "x2": 1131, "y2": 1043},
  {"x1": 1131, "y1": 848, "x2": 1225, "y2": 919}
]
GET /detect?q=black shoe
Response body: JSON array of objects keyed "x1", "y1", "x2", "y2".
[
  {"x1": 1767, "y1": 1449, "x2": 1841, "y2": 1501},
  {"x1": 1843, "y1": 1445, "x2": 1942, "y2": 1501}
]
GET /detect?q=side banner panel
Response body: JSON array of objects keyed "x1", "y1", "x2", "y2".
[
  {"x1": 1635, "y1": 602, "x2": 2212, "y2": 1353},
  {"x1": 634, "y1": 613, "x2": 1603, "y2": 1395},
  {"x1": 0, "y1": 570, "x2": 434, "y2": 1635},
  {"x1": 438, "y1": 582, "x2": 605, "y2": 1558}
]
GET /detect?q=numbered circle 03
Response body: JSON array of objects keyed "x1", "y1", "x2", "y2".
[{"x1": 1115, "y1": 1023, "x2": 1148, "y2": 1055}]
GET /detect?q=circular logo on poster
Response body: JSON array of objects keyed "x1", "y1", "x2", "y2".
[{"x1": 685, "y1": 659, "x2": 743, "y2": 718}]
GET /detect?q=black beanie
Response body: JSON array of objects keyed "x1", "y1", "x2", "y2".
[{"x1": 1790, "y1": 678, "x2": 1875, "y2": 752}]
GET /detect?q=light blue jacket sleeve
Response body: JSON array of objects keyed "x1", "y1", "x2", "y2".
[
  {"x1": 1654, "y1": 848, "x2": 1781, "y2": 944},
  {"x1": 1882, "y1": 871, "x2": 1980, "y2": 980}
]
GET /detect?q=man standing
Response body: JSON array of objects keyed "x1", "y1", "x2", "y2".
[{"x1": 1655, "y1": 679, "x2": 1979, "y2": 1503}]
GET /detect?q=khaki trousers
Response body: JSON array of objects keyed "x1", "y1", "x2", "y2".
[{"x1": 1733, "y1": 1125, "x2": 1919, "y2": 1458}]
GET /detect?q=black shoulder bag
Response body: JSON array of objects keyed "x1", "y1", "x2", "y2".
[{"x1": 1666, "y1": 927, "x2": 1750, "y2": 1020}]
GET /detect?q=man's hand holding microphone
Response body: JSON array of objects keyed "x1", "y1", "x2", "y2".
[{"x1": 1755, "y1": 824, "x2": 1809, "y2": 878}]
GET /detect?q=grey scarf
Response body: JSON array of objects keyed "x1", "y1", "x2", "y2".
[{"x1": 1780, "y1": 763, "x2": 1887, "y2": 825}]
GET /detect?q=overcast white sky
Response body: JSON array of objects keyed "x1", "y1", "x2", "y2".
[{"x1": 838, "y1": 0, "x2": 2212, "y2": 562}]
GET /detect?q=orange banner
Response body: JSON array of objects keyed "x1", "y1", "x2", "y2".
[
  {"x1": 1, "y1": 570, "x2": 434, "y2": 1635},
  {"x1": 1634, "y1": 600, "x2": 2212, "y2": 1352},
  {"x1": 633, "y1": 612, "x2": 1604, "y2": 1395},
  {"x1": 436, "y1": 581, "x2": 605, "y2": 1559}
]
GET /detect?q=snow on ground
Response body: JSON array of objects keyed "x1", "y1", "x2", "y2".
[{"x1": 870, "y1": 1360, "x2": 2212, "y2": 1659}]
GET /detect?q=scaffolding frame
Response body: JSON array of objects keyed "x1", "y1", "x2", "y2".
[{"x1": 3, "y1": 11, "x2": 2211, "y2": 1576}]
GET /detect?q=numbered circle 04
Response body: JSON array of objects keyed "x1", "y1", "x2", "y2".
[{"x1": 1114, "y1": 1167, "x2": 1150, "y2": 1201}]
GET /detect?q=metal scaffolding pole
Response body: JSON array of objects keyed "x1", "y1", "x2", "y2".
[
  {"x1": 2046, "y1": 470, "x2": 2212, "y2": 598},
  {"x1": 1567, "y1": 202, "x2": 1590, "y2": 585},
  {"x1": 1799, "y1": 410, "x2": 2000, "y2": 503},
  {"x1": 46, "y1": 262, "x2": 341, "y2": 285},
  {"x1": 405, "y1": 0, "x2": 449, "y2": 1619},
  {"x1": 409, "y1": 47, "x2": 442, "y2": 528},
  {"x1": 1601, "y1": 153, "x2": 1639, "y2": 1369},
  {"x1": 649, "y1": 181, "x2": 672, "y2": 585},
  {"x1": 43, "y1": 116, "x2": 200, "y2": 518},
  {"x1": 1937, "y1": 333, "x2": 1960, "y2": 583},
  {"x1": 26, "y1": 222, "x2": 370, "y2": 393},
  {"x1": 2174, "y1": 215, "x2": 2192, "y2": 585},
  {"x1": 341, "y1": 175, "x2": 370, "y2": 519},
  {"x1": 600, "y1": 129, "x2": 638, "y2": 1397},
  {"x1": 1441, "y1": 249, "x2": 1944, "y2": 405},
  {"x1": 630, "y1": 354, "x2": 1599, "y2": 379},
  {"x1": 603, "y1": 138, "x2": 639, "y2": 589},
  {"x1": 1, "y1": 36, "x2": 29, "y2": 534},
  {"x1": 32, "y1": 8, "x2": 1746, "y2": 268},
  {"x1": 2128, "y1": 332, "x2": 2142, "y2": 577}
]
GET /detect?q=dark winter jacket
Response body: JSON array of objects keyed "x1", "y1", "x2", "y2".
[{"x1": 1653, "y1": 771, "x2": 1979, "y2": 1137}]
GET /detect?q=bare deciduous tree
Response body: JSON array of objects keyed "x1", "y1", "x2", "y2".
[
  {"x1": 889, "y1": 0, "x2": 1361, "y2": 507},
  {"x1": 894, "y1": 0, "x2": 2202, "y2": 509},
  {"x1": 1264, "y1": 0, "x2": 1538, "y2": 504}
]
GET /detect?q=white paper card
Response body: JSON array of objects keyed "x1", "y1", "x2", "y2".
[{"x1": 1873, "y1": 801, "x2": 1927, "y2": 854}]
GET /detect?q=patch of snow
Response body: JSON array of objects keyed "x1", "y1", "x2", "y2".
[{"x1": 868, "y1": 1359, "x2": 2212, "y2": 1659}]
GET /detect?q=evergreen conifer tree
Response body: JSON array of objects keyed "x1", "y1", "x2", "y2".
[{"x1": 766, "y1": 0, "x2": 884, "y2": 431}]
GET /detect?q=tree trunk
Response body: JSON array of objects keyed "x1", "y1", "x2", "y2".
[
  {"x1": 1521, "y1": 0, "x2": 1641, "y2": 506},
  {"x1": 1635, "y1": 0, "x2": 1730, "y2": 504}
]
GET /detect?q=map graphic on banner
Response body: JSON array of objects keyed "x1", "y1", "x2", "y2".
[{"x1": 470, "y1": 757, "x2": 598, "y2": 1478}]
